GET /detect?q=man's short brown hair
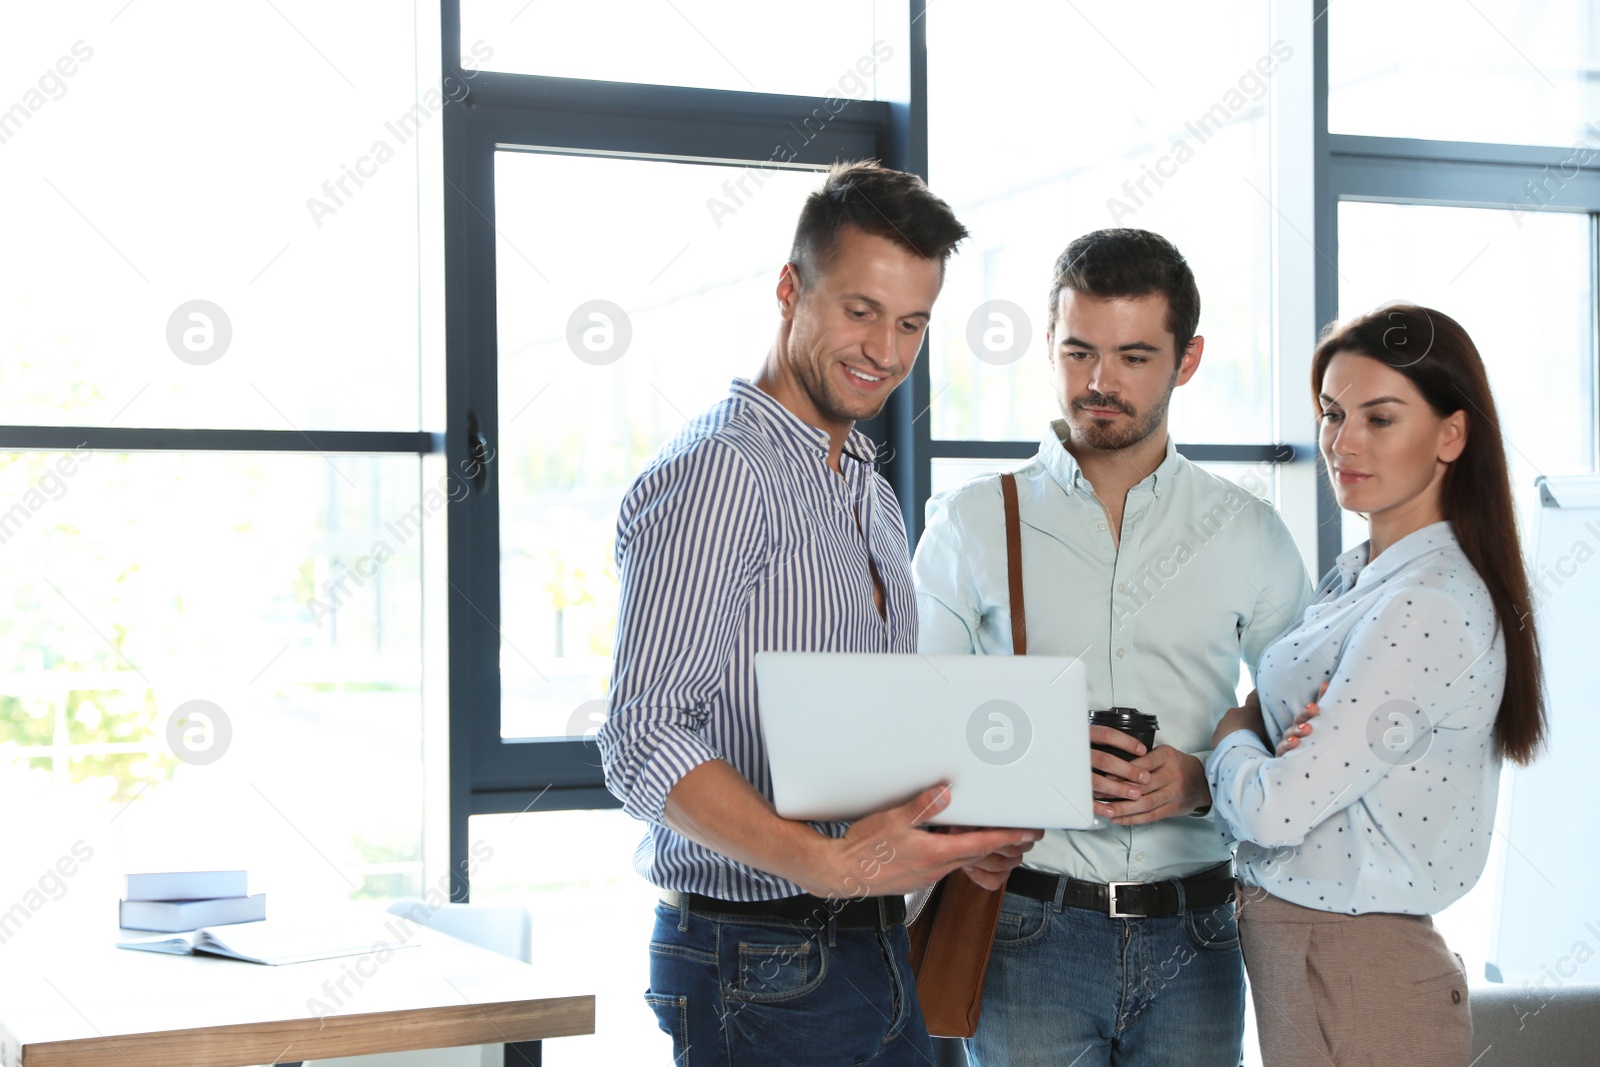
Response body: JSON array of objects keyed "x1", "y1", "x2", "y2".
[
  {"x1": 1046, "y1": 229, "x2": 1201, "y2": 358},
  {"x1": 788, "y1": 161, "x2": 969, "y2": 284}
]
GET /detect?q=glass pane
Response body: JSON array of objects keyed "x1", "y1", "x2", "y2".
[
  {"x1": 1330, "y1": 0, "x2": 1600, "y2": 148},
  {"x1": 470, "y1": 809, "x2": 667, "y2": 1066},
  {"x1": 0, "y1": 3, "x2": 428, "y2": 431},
  {"x1": 1193, "y1": 460, "x2": 1278, "y2": 506},
  {"x1": 929, "y1": 456, "x2": 1025, "y2": 499},
  {"x1": 461, "y1": 0, "x2": 883, "y2": 97},
  {"x1": 928, "y1": 456, "x2": 1281, "y2": 523},
  {"x1": 0, "y1": 452, "x2": 428, "y2": 903},
  {"x1": 1336, "y1": 202, "x2": 1594, "y2": 537},
  {"x1": 926, "y1": 0, "x2": 1275, "y2": 444},
  {"x1": 494, "y1": 151, "x2": 822, "y2": 739}
]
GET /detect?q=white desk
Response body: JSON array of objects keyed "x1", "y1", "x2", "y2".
[{"x1": 0, "y1": 920, "x2": 593, "y2": 1067}]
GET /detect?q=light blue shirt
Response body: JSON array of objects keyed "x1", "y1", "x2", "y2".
[
  {"x1": 914, "y1": 422, "x2": 1312, "y2": 882},
  {"x1": 1208, "y1": 522, "x2": 1506, "y2": 915}
]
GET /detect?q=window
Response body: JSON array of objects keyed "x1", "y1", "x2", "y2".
[
  {"x1": 1323, "y1": 0, "x2": 1600, "y2": 999},
  {"x1": 460, "y1": 0, "x2": 883, "y2": 96},
  {"x1": 1336, "y1": 202, "x2": 1593, "y2": 544},
  {"x1": 0, "y1": 2, "x2": 434, "y2": 431},
  {"x1": 439, "y1": 5, "x2": 903, "y2": 1052},
  {"x1": 926, "y1": 0, "x2": 1278, "y2": 446},
  {"x1": 0, "y1": 1, "x2": 441, "y2": 905},
  {"x1": 493, "y1": 152, "x2": 822, "y2": 741},
  {"x1": 444, "y1": 0, "x2": 888, "y2": 820},
  {"x1": 1329, "y1": 0, "x2": 1600, "y2": 149},
  {"x1": 447, "y1": 2, "x2": 1320, "y2": 908}
]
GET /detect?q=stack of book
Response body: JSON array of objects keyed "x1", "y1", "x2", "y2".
[{"x1": 119, "y1": 870, "x2": 266, "y2": 933}]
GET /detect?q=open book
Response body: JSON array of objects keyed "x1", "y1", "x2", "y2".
[{"x1": 117, "y1": 918, "x2": 420, "y2": 966}]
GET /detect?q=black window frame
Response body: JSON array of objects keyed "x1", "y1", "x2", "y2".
[
  {"x1": 439, "y1": 0, "x2": 920, "y2": 895},
  {"x1": 1311, "y1": 5, "x2": 1600, "y2": 559},
  {"x1": 444, "y1": 0, "x2": 1396, "y2": 896}
]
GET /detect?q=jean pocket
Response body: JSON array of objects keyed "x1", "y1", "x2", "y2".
[
  {"x1": 644, "y1": 992, "x2": 690, "y2": 1060},
  {"x1": 992, "y1": 895, "x2": 1049, "y2": 948},
  {"x1": 728, "y1": 939, "x2": 825, "y2": 1003},
  {"x1": 649, "y1": 938, "x2": 716, "y2": 966},
  {"x1": 1185, "y1": 902, "x2": 1240, "y2": 952}
]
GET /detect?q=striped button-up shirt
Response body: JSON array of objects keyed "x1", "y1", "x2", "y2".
[{"x1": 599, "y1": 378, "x2": 917, "y2": 900}]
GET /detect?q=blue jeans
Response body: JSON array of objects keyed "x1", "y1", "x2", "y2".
[
  {"x1": 645, "y1": 899, "x2": 934, "y2": 1066},
  {"x1": 966, "y1": 888, "x2": 1245, "y2": 1067}
]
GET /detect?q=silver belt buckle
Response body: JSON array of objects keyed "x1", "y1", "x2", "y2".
[{"x1": 1107, "y1": 881, "x2": 1139, "y2": 918}]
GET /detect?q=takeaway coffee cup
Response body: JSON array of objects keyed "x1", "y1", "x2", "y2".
[{"x1": 1089, "y1": 707, "x2": 1160, "y2": 762}]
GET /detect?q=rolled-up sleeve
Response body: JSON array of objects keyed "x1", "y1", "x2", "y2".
[{"x1": 598, "y1": 440, "x2": 768, "y2": 824}]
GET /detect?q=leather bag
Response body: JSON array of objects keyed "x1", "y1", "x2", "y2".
[{"x1": 905, "y1": 472, "x2": 1028, "y2": 1039}]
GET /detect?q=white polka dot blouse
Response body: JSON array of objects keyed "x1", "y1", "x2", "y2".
[{"x1": 1206, "y1": 521, "x2": 1506, "y2": 915}]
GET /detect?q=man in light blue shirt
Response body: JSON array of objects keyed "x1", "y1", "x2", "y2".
[{"x1": 913, "y1": 229, "x2": 1312, "y2": 1066}]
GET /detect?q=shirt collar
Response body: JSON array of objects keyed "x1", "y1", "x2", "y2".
[
  {"x1": 1039, "y1": 419, "x2": 1181, "y2": 496},
  {"x1": 1336, "y1": 520, "x2": 1458, "y2": 591},
  {"x1": 729, "y1": 379, "x2": 879, "y2": 467}
]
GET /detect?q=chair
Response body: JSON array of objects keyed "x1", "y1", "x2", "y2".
[
  {"x1": 305, "y1": 899, "x2": 535, "y2": 1067},
  {"x1": 382, "y1": 898, "x2": 533, "y2": 964},
  {"x1": 1468, "y1": 982, "x2": 1600, "y2": 1064}
]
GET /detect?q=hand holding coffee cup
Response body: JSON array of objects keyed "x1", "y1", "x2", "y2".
[{"x1": 1088, "y1": 707, "x2": 1160, "y2": 803}]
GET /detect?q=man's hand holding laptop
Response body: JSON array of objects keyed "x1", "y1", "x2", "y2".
[
  {"x1": 665, "y1": 760, "x2": 1042, "y2": 899},
  {"x1": 829, "y1": 784, "x2": 1043, "y2": 895}
]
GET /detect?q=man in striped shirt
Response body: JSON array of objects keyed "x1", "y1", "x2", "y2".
[{"x1": 600, "y1": 162, "x2": 1041, "y2": 1065}]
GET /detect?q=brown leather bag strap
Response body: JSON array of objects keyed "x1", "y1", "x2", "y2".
[{"x1": 1000, "y1": 473, "x2": 1027, "y2": 657}]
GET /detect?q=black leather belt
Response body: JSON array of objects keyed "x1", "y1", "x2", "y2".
[
  {"x1": 661, "y1": 889, "x2": 906, "y2": 929},
  {"x1": 1007, "y1": 862, "x2": 1233, "y2": 918}
]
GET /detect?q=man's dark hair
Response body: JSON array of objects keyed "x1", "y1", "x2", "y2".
[
  {"x1": 788, "y1": 160, "x2": 969, "y2": 284},
  {"x1": 1046, "y1": 229, "x2": 1201, "y2": 358}
]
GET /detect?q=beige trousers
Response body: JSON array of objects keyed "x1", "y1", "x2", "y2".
[{"x1": 1235, "y1": 883, "x2": 1471, "y2": 1067}]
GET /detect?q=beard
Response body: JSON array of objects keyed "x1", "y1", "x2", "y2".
[
  {"x1": 793, "y1": 351, "x2": 893, "y2": 426},
  {"x1": 1063, "y1": 387, "x2": 1173, "y2": 452}
]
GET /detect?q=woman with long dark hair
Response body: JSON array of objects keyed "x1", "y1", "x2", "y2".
[{"x1": 1206, "y1": 304, "x2": 1546, "y2": 1065}]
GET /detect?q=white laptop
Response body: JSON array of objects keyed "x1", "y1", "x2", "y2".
[{"x1": 754, "y1": 652, "x2": 1099, "y2": 830}]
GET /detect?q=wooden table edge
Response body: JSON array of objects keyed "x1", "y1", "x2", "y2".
[{"x1": 10, "y1": 994, "x2": 596, "y2": 1067}]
